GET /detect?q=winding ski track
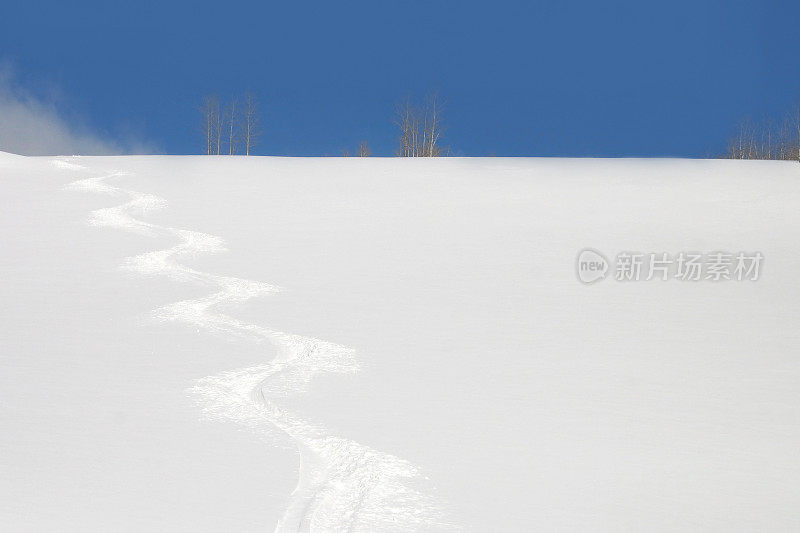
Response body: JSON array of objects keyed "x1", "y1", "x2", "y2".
[{"x1": 58, "y1": 158, "x2": 450, "y2": 532}]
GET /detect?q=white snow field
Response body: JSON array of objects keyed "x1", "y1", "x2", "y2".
[{"x1": 1, "y1": 151, "x2": 800, "y2": 531}]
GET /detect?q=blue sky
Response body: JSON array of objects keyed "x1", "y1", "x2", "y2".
[{"x1": 1, "y1": 0, "x2": 799, "y2": 156}]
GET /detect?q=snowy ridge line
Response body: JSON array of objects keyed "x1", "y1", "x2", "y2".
[{"x1": 58, "y1": 158, "x2": 453, "y2": 532}]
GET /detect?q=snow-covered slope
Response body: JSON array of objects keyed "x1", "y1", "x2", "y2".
[{"x1": 1, "y1": 153, "x2": 799, "y2": 531}]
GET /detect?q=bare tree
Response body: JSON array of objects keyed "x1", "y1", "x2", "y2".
[
  {"x1": 790, "y1": 104, "x2": 800, "y2": 162},
  {"x1": 214, "y1": 104, "x2": 222, "y2": 155},
  {"x1": 727, "y1": 118, "x2": 759, "y2": 159},
  {"x1": 777, "y1": 117, "x2": 795, "y2": 160},
  {"x1": 357, "y1": 140, "x2": 371, "y2": 157},
  {"x1": 200, "y1": 95, "x2": 220, "y2": 155},
  {"x1": 395, "y1": 97, "x2": 416, "y2": 157},
  {"x1": 395, "y1": 94, "x2": 446, "y2": 157},
  {"x1": 224, "y1": 99, "x2": 238, "y2": 155},
  {"x1": 423, "y1": 93, "x2": 443, "y2": 157},
  {"x1": 725, "y1": 103, "x2": 800, "y2": 161},
  {"x1": 242, "y1": 92, "x2": 261, "y2": 156}
]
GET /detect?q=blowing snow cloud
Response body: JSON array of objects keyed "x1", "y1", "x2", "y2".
[{"x1": 0, "y1": 69, "x2": 151, "y2": 156}]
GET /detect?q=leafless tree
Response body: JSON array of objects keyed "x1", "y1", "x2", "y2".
[
  {"x1": 727, "y1": 118, "x2": 756, "y2": 159},
  {"x1": 395, "y1": 93, "x2": 446, "y2": 157},
  {"x1": 224, "y1": 99, "x2": 239, "y2": 155},
  {"x1": 242, "y1": 92, "x2": 261, "y2": 156},
  {"x1": 395, "y1": 97, "x2": 417, "y2": 156},
  {"x1": 357, "y1": 140, "x2": 371, "y2": 157},
  {"x1": 423, "y1": 93, "x2": 443, "y2": 157},
  {"x1": 789, "y1": 104, "x2": 800, "y2": 161},
  {"x1": 777, "y1": 118, "x2": 795, "y2": 160},
  {"x1": 201, "y1": 95, "x2": 220, "y2": 155},
  {"x1": 725, "y1": 103, "x2": 800, "y2": 161},
  {"x1": 214, "y1": 105, "x2": 222, "y2": 155}
]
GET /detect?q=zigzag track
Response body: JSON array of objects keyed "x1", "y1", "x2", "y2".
[{"x1": 57, "y1": 158, "x2": 451, "y2": 532}]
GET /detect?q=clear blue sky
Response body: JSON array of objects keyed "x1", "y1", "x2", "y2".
[{"x1": 2, "y1": 0, "x2": 799, "y2": 156}]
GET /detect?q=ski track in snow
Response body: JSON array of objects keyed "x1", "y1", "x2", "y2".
[{"x1": 58, "y1": 158, "x2": 452, "y2": 532}]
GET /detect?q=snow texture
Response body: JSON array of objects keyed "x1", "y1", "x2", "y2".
[{"x1": 2, "y1": 151, "x2": 800, "y2": 531}]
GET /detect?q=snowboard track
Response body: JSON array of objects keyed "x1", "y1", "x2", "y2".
[{"x1": 59, "y1": 158, "x2": 452, "y2": 532}]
